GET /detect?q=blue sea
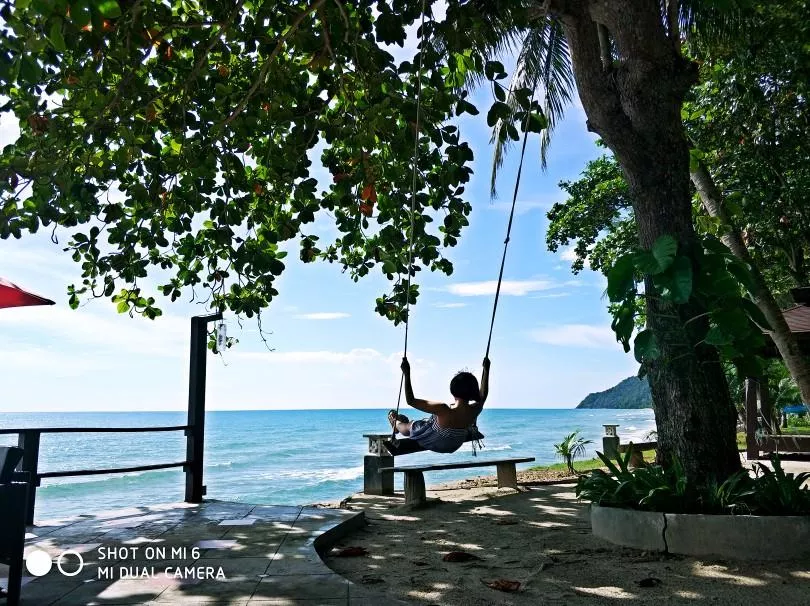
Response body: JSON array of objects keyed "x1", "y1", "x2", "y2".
[{"x1": 0, "y1": 409, "x2": 655, "y2": 521}]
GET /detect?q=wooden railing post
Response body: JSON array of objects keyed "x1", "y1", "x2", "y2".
[
  {"x1": 16, "y1": 430, "x2": 41, "y2": 525},
  {"x1": 185, "y1": 313, "x2": 221, "y2": 503},
  {"x1": 602, "y1": 424, "x2": 619, "y2": 460},
  {"x1": 745, "y1": 377, "x2": 760, "y2": 461}
]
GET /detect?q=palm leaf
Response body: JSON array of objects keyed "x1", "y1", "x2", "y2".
[{"x1": 489, "y1": 15, "x2": 575, "y2": 197}]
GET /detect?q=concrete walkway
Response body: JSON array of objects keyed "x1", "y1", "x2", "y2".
[{"x1": 5, "y1": 501, "x2": 393, "y2": 605}]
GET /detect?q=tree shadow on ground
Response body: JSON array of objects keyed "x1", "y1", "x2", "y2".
[{"x1": 324, "y1": 484, "x2": 810, "y2": 605}]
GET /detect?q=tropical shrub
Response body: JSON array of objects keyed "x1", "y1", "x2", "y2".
[
  {"x1": 553, "y1": 431, "x2": 592, "y2": 475},
  {"x1": 576, "y1": 453, "x2": 810, "y2": 516}
]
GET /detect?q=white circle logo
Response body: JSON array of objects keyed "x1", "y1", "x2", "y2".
[
  {"x1": 25, "y1": 549, "x2": 53, "y2": 577},
  {"x1": 57, "y1": 550, "x2": 85, "y2": 577}
]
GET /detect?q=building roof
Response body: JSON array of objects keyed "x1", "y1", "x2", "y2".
[{"x1": 780, "y1": 305, "x2": 810, "y2": 334}]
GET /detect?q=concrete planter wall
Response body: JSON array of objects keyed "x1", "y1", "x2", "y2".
[{"x1": 591, "y1": 504, "x2": 810, "y2": 560}]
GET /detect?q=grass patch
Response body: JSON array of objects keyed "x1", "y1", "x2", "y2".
[
  {"x1": 529, "y1": 450, "x2": 656, "y2": 474},
  {"x1": 737, "y1": 427, "x2": 810, "y2": 450},
  {"x1": 528, "y1": 458, "x2": 605, "y2": 474}
]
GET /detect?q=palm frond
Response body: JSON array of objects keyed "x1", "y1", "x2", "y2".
[
  {"x1": 679, "y1": 0, "x2": 752, "y2": 56},
  {"x1": 490, "y1": 15, "x2": 575, "y2": 197}
]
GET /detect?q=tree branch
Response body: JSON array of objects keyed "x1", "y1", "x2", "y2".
[
  {"x1": 597, "y1": 24, "x2": 612, "y2": 69},
  {"x1": 224, "y1": 0, "x2": 327, "y2": 126}
]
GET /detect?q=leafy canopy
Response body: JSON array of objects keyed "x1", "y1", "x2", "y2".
[{"x1": 0, "y1": 0, "x2": 508, "y2": 322}]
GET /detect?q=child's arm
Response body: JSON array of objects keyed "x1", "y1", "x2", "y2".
[
  {"x1": 478, "y1": 357, "x2": 491, "y2": 405},
  {"x1": 401, "y1": 358, "x2": 450, "y2": 415}
]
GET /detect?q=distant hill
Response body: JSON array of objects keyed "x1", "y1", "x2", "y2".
[{"x1": 576, "y1": 376, "x2": 652, "y2": 409}]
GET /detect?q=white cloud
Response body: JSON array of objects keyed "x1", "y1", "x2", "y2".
[
  {"x1": 531, "y1": 293, "x2": 570, "y2": 300},
  {"x1": 0, "y1": 305, "x2": 189, "y2": 357},
  {"x1": 433, "y1": 302, "x2": 468, "y2": 309},
  {"x1": 529, "y1": 324, "x2": 618, "y2": 349},
  {"x1": 233, "y1": 347, "x2": 382, "y2": 364},
  {"x1": 560, "y1": 246, "x2": 577, "y2": 262},
  {"x1": 560, "y1": 245, "x2": 592, "y2": 269},
  {"x1": 446, "y1": 279, "x2": 559, "y2": 297},
  {"x1": 293, "y1": 312, "x2": 350, "y2": 320},
  {"x1": 0, "y1": 345, "x2": 109, "y2": 377}
]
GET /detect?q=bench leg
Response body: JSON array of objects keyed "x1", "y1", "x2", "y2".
[
  {"x1": 496, "y1": 463, "x2": 518, "y2": 490},
  {"x1": 403, "y1": 471, "x2": 426, "y2": 506}
]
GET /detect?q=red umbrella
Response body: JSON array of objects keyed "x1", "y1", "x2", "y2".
[{"x1": 0, "y1": 277, "x2": 55, "y2": 309}]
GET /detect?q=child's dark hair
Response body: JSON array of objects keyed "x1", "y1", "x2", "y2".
[{"x1": 450, "y1": 371, "x2": 480, "y2": 402}]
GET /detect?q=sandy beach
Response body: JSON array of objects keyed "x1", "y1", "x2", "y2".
[{"x1": 323, "y1": 472, "x2": 810, "y2": 605}]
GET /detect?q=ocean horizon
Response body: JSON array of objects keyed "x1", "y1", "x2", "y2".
[{"x1": 0, "y1": 408, "x2": 656, "y2": 520}]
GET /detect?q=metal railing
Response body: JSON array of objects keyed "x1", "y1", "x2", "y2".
[
  {"x1": 1, "y1": 426, "x2": 192, "y2": 524},
  {"x1": 2, "y1": 311, "x2": 222, "y2": 524}
]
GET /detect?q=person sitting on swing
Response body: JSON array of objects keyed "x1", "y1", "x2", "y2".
[{"x1": 388, "y1": 356, "x2": 490, "y2": 454}]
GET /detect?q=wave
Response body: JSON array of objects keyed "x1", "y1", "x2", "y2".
[
  {"x1": 483, "y1": 445, "x2": 512, "y2": 452},
  {"x1": 258, "y1": 465, "x2": 364, "y2": 484}
]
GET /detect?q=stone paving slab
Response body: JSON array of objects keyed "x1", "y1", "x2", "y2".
[{"x1": 1, "y1": 501, "x2": 370, "y2": 605}]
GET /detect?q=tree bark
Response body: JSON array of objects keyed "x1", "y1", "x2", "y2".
[
  {"x1": 691, "y1": 161, "x2": 810, "y2": 406},
  {"x1": 555, "y1": 0, "x2": 741, "y2": 482}
]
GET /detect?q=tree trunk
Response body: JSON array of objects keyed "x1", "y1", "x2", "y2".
[
  {"x1": 691, "y1": 161, "x2": 810, "y2": 406},
  {"x1": 555, "y1": 0, "x2": 741, "y2": 482}
]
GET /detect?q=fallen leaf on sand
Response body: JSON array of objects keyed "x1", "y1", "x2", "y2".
[
  {"x1": 637, "y1": 577, "x2": 662, "y2": 588},
  {"x1": 443, "y1": 551, "x2": 482, "y2": 562},
  {"x1": 482, "y1": 579, "x2": 521, "y2": 592},
  {"x1": 361, "y1": 575, "x2": 384, "y2": 584},
  {"x1": 334, "y1": 546, "x2": 368, "y2": 557}
]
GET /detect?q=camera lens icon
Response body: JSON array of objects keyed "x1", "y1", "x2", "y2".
[
  {"x1": 57, "y1": 550, "x2": 85, "y2": 576},
  {"x1": 25, "y1": 549, "x2": 84, "y2": 577},
  {"x1": 25, "y1": 550, "x2": 52, "y2": 577}
]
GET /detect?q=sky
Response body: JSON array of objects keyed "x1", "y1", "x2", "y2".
[{"x1": 0, "y1": 16, "x2": 639, "y2": 413}]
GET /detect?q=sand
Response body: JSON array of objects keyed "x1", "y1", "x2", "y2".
[{"x1": 323, "y1": 474, "x2": 810, "y2": 605}]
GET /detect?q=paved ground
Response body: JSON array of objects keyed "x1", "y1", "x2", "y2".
[{"x1": 2, "y1": 501, "x2": 388, "y2": 605}]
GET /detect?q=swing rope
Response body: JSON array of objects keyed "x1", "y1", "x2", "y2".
[
  {"x1": 484, "y1": 91, "x2": 536, "y2": 359},
  {"x1": 391, "y1": 11, "x2": 537, "y2": 442},
  {"x1": 392, "y1": 0, "x2": 428, "y2": 440}
]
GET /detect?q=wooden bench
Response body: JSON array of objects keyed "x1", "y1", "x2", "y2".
[{"x1": 380, "y1": 457, "x2": 535, "y2": 506}]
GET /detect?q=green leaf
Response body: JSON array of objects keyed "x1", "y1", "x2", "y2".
[
  {"x1": 94, "y1": 0, "x2": 122, "y2": 18},
  {"x1": 49, "y1": 21, "x2": 66, "y2": 52},
  {"x1": 486, "y1": 101, "x2": 510, "y2": 127},
  {"x1": 652, "y1": 235, "x2": 677, "y2": 272},
  {"x1": 712, "y1": 307, "x2": 750, "y2": 335},
  {"x1": 493, "y1": 82, "x2": 506, "y2": 102},
  {"x1": 634, "y1": 329, "x2": 661, "y2": 363},
  {"x1": 607, "y1": 255, "x2": 636, "y2": 302},
  {"x1": 375, "y1": 11, "x2": 406, "y2": 45},
  {"x1": 726, "y1": 260, "x2": 756, "y2": 293},
  {"x1": 702, "y1": 236, "x2": 730, "y2": 256},
  {"x1": 484, "y1": 60, "x2": 505, "y2": 80},
  {"x1": 634, "y1": 251, "x2": 661, "y2": 275},
  {"x1": 456, "y1": 100, "x2": 478, "y2": 116},
  {"x1": 71, "y1": 0, "x2": 92, "y2": 27},
  {"x1": 704, "y1": 325, "x2": 732, "y2": 346},
  {"x1": 513, "y1": 87, "x2": 532, "y2": 110},
  {"x1": 116, "y1": 300, "x2": 129, "y2": 314},
  {"x1": 525, "y1": 111, "x2": 547, "y2": 133},
  {"x1": 740, "y1": 298, "x2": 771, "y2": 330},
  {"x1": 670, "y1": 255, "x2": 693, "y2": 304}
]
